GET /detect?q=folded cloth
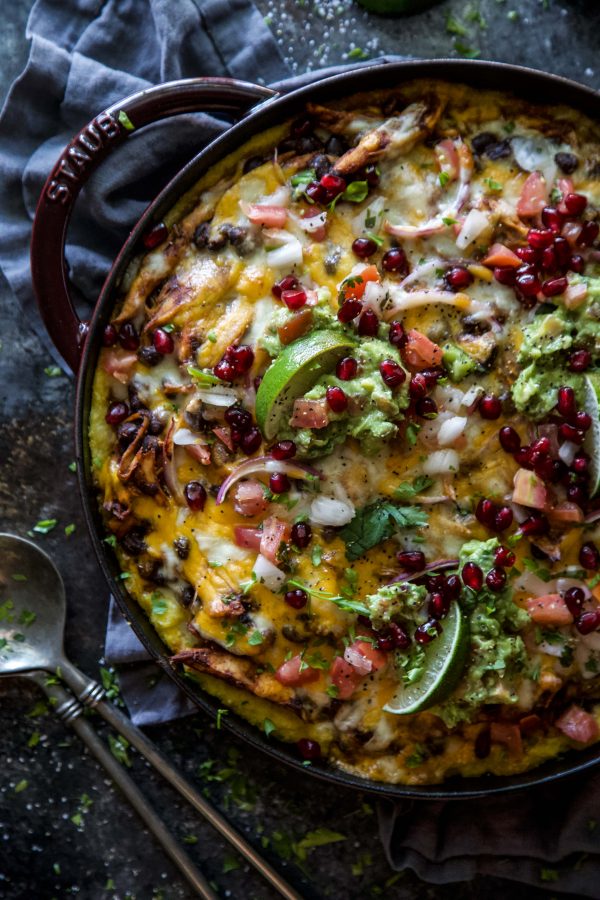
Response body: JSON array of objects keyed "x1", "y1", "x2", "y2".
[{"x1": 2, "y1": 0, "x2": 599, "y2": 893}]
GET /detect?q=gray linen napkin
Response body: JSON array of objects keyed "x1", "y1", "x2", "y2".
[{"x1": 2, "y1": 1, "x2": 599, "y2": 893}]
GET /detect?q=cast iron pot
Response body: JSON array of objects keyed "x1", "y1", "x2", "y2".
[{"x1": 30, "y1": 60, "x2": 600, "y2": 799}]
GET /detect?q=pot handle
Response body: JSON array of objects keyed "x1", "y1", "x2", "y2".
[{"x1": 30, "y1": 77, "x2": 277, "y2": 372}]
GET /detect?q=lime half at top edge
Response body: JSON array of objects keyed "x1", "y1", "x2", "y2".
[
  {"x1": 583, "y1": 373, "x2": 600, "y2": 498},
  {"x1": 255, "y1": 329, "x2": 355, "y2": 441},
  {"x1": 383, "y1": 602, "x2": 469, "y2": 716}
]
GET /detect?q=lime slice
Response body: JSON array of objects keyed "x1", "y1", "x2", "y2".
[
  {"x1": 383, "y1": 602, "x2": 469, "y2": 715},
  {"x1": 255, "y1": 330, "x2": 355, "y2": 440},
  {"x1": 583, "y1": 373, "x2": 600, "y2": 498},
  {"x1": 355, "y1": 0, "x2": 442, "y2": 15}
]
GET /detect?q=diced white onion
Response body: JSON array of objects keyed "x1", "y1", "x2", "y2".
[
  {"x1": 514, "y1": 569, "x2": 552, "y2": 597},
  {"x1": 252, "y1": 553, "x2": 286, "y2": 591},
  {"x1": 362, "y1": 280, "x2": 388, "y2": 313},
  {"x1": 262, "y1": 185, "x2": 291, "y2": 207},
  {"x1": 292, "y1": 211, "x2": 327, "y2": 233},
  {"x1": 266, "y1": 237, "x2": 303, "y2": 269},
  {"x1": 422, "y1": 449, "x2": 460, "y2": 475},
  {"x1": 352, "y1": 196, "x2": 385, "y2": 236},
  {"x1": 461, "y1": 384, "x2": 485, "y2": 411},
  {"x1": 558, "y1": 441, "x2": 578, "y2": 466},
  {"x1": 455, "y1": 208, "x2": 491, "y2": 250},
  {"x1": 539, "y1": 640, "x2": 566, "y2": 658},
  {"x1": 173, "y1": 428, "x2": 205, "y2": 446},
  {"x1": 511, "y1": 135, "x2": 557, "y2": 186},
  {"x1": 437, "y1": 416, "x2": 467, "y2": 447},
  {"x1": 194, "y1": 387, "x2": 238, "y2": 407},
  {"x1": 434, "y1": 384, "x2": 464, "y2": 413},
  {"x1": 310, "y1": 496, "x2": 355, "y2": 526}
]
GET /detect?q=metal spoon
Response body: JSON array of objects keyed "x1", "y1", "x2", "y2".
[{"x1": 0, "y1": 533, "x2": 302, "y2": 900}]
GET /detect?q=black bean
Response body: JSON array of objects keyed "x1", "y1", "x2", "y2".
[
  {"x1": 180, "y1": 584, "x2": 195, "y2": 607},
  {"x1": 485, "y1": 139, "x2": 512, "y2": 160},
  {"x1": 220, "y1": 224, "x2": 247, "y2": 247},
  {"x1": 121, "y1": 528, "x2": 147, "y2": 557},
  {"x1": 296, "y1": 135, "x2": 322, "y2": 154},
  {"x1": 474, "y1": 728, "x2": 491, "y2": 759},
  {"x1": 193, "y1": 222, "x2": 211, "y2": 249},
  {"x1": 148, "y1": 413, "x2": 164, "y2": 435},
  {"x1": 173, "y1": 536, "x2": 190, "y2": 560},
  {"x1": 138, "y1": 345, "x2": 161, "y2": 367},
  {"x1": 117, "y1": 421, "x2": 138, "y2": 450},
  {"x1": 128, "y1": 389, "x2": 147, "y2": 413},
  {"x1": 309, "y1": 153, "x2": 331, "y2": 180},
  {"x1": 207, "y1": 231, "x2": 227, "y2": 251},
  {"x1": 471, "y1": 131, "x2": 497, "y2": 155},
  {"x1": 554, "y1": 151, "x2": 579, "y2": 174},
  {"x1": 325, "y1": 135, "x2": 347, "y2": 157}
]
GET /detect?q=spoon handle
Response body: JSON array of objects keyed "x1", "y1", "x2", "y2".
[
  {"x1": 26, "y1": 671, "x2": 217, "y2": 900},
  {"x1": 58, "y1": 658, "x2": 303, "y2": 900}
]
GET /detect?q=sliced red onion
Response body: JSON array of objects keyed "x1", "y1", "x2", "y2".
[
  {"x1": 389, "y1": 558, "x2": 459, "y2": 585},
  {"x1": 162, "y1": 419, "x2": 186, "y2": 506},
  {"x1": 252, "y1": 553, "x2": 286, "y2": 591},
  {"x1": 455, "y1": 208, "x2": 491, "y2": 251},
  {"x1": 584, "y1": 508, "x2": 600, "y2": 524},
  {"x1": 398, "y1": 259, "x2": 444, "y2": 289},
  {"x1": 216, "y1": 456, "x2": 320, "y2": 505}
]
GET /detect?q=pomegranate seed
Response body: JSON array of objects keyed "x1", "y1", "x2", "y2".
[
  {"x1": 499, "y1": 426, "x2": 521, "y2": 453},
  {"x1": 224, "y1": 406, "x2": 252, "y2": 431},
  {"x1": 479, "y1": 395, "x2": 502, "y2": 420},
  {"x1": 153, "y1": 328, "x2": 174, "y2": 355},
  {"x1": 517, "y1": 263, "x2": 537, "y2": 277},
  {"x1": 568, "y1": 349, "x2": 592, "y2": 372},
  {"x1": 396, "y1": 550, "x2": 426, "y2": 571},
  {"x1": 486, "y1": 567, "x2": 507, "y2": 592},
  {"x1": 527, "y1": 228, "x2": 554, "y2": 249},
  {"x1": 542, "y1": 247, "x2": 557, "y2": 271},
  {"x1": 285, "y1": 588, "x2": 308, "y2": 609},
  {"x1": 577, "y1": 221, "x2": 599, "y2": 246},
  {"x1": 291, "y1": 521, "x2": 312, "y2": 548},
  {"x1": 542, "y1": 276, "x2": 568, "y2": 297},
  {"x1": 272, "y1": 274, "x2": 298, "y2": 299},
  {"x1": 573, "y1": 454, "x2": 589, "y2": 473},
  {"x1": 388, "y1": 321, "x2": 407, "y2": 347},
  {"x1": 476, "y1": 498, "x2": 496, "y2": 526},
  {"x1": 214, "y1": 358, "x2": 235, "y2": 381},
  {"x1": 271, "y1": 440, "x2": 296, "y2": 461},
  {"x1": 282, "y1": 288, "x2": 307, "y2": 310},
  {"x1": 426, "y1": 574, "x2": 446, "y2": 594},
  {"x1": 338, "y1": 299, "x2": 362, "y2": 323},
  {"x1": 495, "y1": 546, "x2": 516, "y2": 568},
  {"x1": 357, "y1": 309, "x2": 379, "y2": 337},
  {"x1": 514, "y1": 445, "x2": 533, "y2": 469},
  {"x1": 305, "y1": 181, "x2": 327, "y2": 204},
  {"x1": 516, "y1": 246, "x2": 539, "y2": 263},
  {"x1": 297, "y1": 738, "x2": 321, "y2": 760},
  {"x1": 379, "y1": 359, "x2": 406, "y2": 388},
  {"x1": 541, "y1": 207, "x2": 562, "y2": 232},
  {"x1": 143, "y1": 221, "x2": 168, "y2": 250},
  {"x1": 388, "y1": 622, "x2": 411, "y2": 649},
  {"x1": 569, "y1": 253, "x2": 585, "y2": 273},
  {"x1": 336, "y1": 357, "x2": 358, "y2": 380},
  {"x1": 575, "y1": 411, "x2": 592, "y2": 431},
  {"x1": 532, "y1": 436, "x2": 551, "y2": 455},
  {"x1": 229, "y1": 345, "x2": 254, "y2": 374},
  {"x1": 416, "y1": 397, "x2": 438, "y2": 418},
  {"x1": 408, "y1": 373, "x2": 428, "y2": 400},
  {"x1": 103, "y1": 323, "x2": 118, "y2": 347},
  {"x1": 580, "y1": 542, "x2": 600, "y2": 570},
  {"x1": 576, "y1": 610, "x2": 600, "y2": 634},
  {"x1": 415, "y1": 620, "x2": 442, "y2": 644},
  {"x1": 445, "y1": 266, "x2": 473, "y2": 291},
  {"x1": 534, "y1": 455, "x2": 556, "y2": 482},
  {"x1": 365, "y1": 164, "x2": 380, "y2": 187},
  {"x1": 376, "y1": 634, "x2": 395, "y2": 652},
  {"x1": 519, "y1": 513, "x2": 549, "y2": 536},
  {"x1": 494, "y1": 506, "x2": 514, "y2": 532},
  {"x1": 445, "y1": 574, "x2": 461, "y2": 600},
  {"x1": 515, "y1": 273, "x2": 541, "y2": 297},
  {"x1": 382, "y1": 247, "x2": 408, "y2": 275},
  {"x1": 428, "y1": 592, "x2": 449, "y2": 619},
  {"x1": 564, "y1": 193, "x2": 588, "y2": 216},
  {"x1": 559, "y1": 422, "x2": 584, "y2": 444},
  {"x1": 567, "y1": 485, "x2": 586, "y2": 505},
  {"x1": 320, "y1": 172, "x2": 346, "y2": 196},
  {"x1": 563, "y1": 587, "x2": 585, "y2": 617},
  {"x1": 118, "y1": 322, "x2": 140, "y2": 351},
  {"x1": 462, "y1": 561, "x2": 484, "y2": 591},
  {"x1": 557, "y1": 386, "x2": 576, "y2": 418},
  {"x1": 494, "y1": 266, "x2": 517, "y2": 286},
  {"x1": 105, "y1": 401, "x2": 129, "y2": 425},
  {"x1": 352, "y1": 237, "x2": 377, "y2": 258},
  {"x1": 240, "y1": 427, "x2": 262, "y2": 455},
  {"x1": 554, "y1": 236, "x2": 571, "y2": 267},
  {"x1": 326, "y1": 386, "x2": 348, "y2": 412},
  {"x1": 421, "y1": 368, "x2": 444, "y2": 389},
  {"x1": 184, "y1": 481, "x2": 207, "y2": 511},
  {"x1": 269, "y1": 472, "x2": 290, "y2": 494}
]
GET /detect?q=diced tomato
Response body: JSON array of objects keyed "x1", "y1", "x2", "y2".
[
  {"x1": 101, "y1": 349, "x2": 138, "y2": 384},
  {"x1": 277, "y1": 309, "x2": 313, "y2": 345},
  {"x1": 244, "y1": 204, "x2": 288, "y2": 228},
  {"x1": 519, "y1": 714, "x2": 543, "y2": 737},
  {"x1": 435, "y1": 138, "x2": 459, "y2": 181},
  {"x1": 546, "y1": 502, "x2": 584, "y2": 525},
  {"x1": 233, "y1": 480, "x2": 269, "y2": 517},
  {"x1": 341, "y1": 265, "x2": 380, "y2": 301},
  {"x1": 526, "y1": 593, "x2": 573, "y2": 626},
  {"x1": 259, "y1": 515, "x2": 290, "y2": 563},
  {"x1": 290, "y1": 398, "x2": 329, "y2": 429},
  {"x1": 490, "y1": 721, "x2": 523, "y2": 756},
  {"x1": 212, "y1": 426, "x2": 235, "y2": 452},
  {"x1": 512, "y1": 468, "x2": 548, "y2": 510},
  {"x1": 482, "y1": 242, "x2": 522, "y2": 268},
  {"x1": 344, "y1": 640, "x2": 388, "y2": 676},
  {"x1": 330, "y1": 656, "x2": 362, "y2": 700},
  {"x1": 555, "y1": 705, "x2": 599, "y2": 743},
  {"x1": 556, "y1": 177, "x2": 574, "y2": 214},
  {"x1": 517, "y1": 172, "x2": 548, "y2": 217},
  {"x1": 275, "y1": 654, "x2": 320, "y2": 687},
  {"x1": 184, "y1": 442, "x2": 212, "y2": 465},
  {"x1": 402, "y1": 329, "x2": 443, "y2": 369},
  {"x1": 234, "y1": 525, "x2": 263, "y2": 550}
]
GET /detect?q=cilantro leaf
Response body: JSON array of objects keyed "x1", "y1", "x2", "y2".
[
  {"x1": 340, "y1": 502, "x2": 428, "y2": 561},
  {"x1": 294, "y1": 828, "x2": 346, "y2": 861},
  {"x1": 393, "y1": 475, "x2": 433, "y2": 501}
]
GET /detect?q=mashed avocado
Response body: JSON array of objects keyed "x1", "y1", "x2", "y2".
[
  {"x1": 365, "y1": 581, "x2": 427, "y2": 632},
  {"x1": 437, "y1": 538, "x2": 530, "y2": 727},
  {"x1": 512, "y1": 285, "x2": 600, "y2": 420}
]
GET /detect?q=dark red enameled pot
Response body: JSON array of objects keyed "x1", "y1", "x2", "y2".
[{"x1": 30, "y1": 60, "x2": 600, "y2": 799}]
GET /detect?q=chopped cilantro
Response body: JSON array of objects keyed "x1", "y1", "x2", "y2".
[
  {"x1": 32, "y1": 518, "x2": 57, "y2": 534},
  {"x1": 44, "y1": 365, "x2": 62, "y2": 377},
  {"x1": 263, "y1": 718, "x2": 277, "y2": 738},
  {"x1": 216, "y1": 708, "x2": 229, "y2": 729},
  {"x1": 326, "y1": 684, "x2": 339, "y2": 698},
  {"x1": 439, "y1": 171, "x2": 450, "y2": 188},
  {"x1": 442, "y1": 216, "x2": 458, "y2": 226},
  {"x1": 311, "y1": 544, "x2": 323, "y2": 566},
  {"x1": 183, "y1": 834, "x2": 198, "y2": 844},
  {"x1": 118, "y1": 109, "x2": 135, "y2": 131},
  {"x1": 27, "y1": 731, "x2": 41, "y2": 749},
  {"x1": 11, "y1": 574, "x2": 27, "y2": 582},
  {"x1": 103, "y1": 534, "x2": 117, "y2": 548},
  {"x1": 446, "y1": 14, "x2": 468, "y2": 35},
  {"x1": 19, "y1": 609, "x2": 36, "y2": 627},
  {"x1": 247, "y1": 630, "x2": 264, "y2": 646},
  {"x1": 207, "y1": 331, "x2": 217, "y2": 343},
  {"x1": 523, "y1": 557, "x2": 553, "y2": 582},
  {"x1": 347, "y1": 47, "x2": 369, "y2": 60},
  {"x1": 14, "y1": 779, "x2": 28, "y2": 793},
  {"x1": 64, "y1": 523, "x2": 76, "y2": 537},
  {"x1": 540, "y1": 868, "x2": 559, "y2": 882},
  {"x1": 339, "y1": 501, "x2": 428, "y2": 561},
  {"x1": 484, "y1": 177, "x2": 503, "y2": 193},
  {"x1": 294, "y1": 828, "x2": 346, "y2": 860},
  {"x1": 150, "y1": 592, "x2": 168, "y2": 616},
  {"x1": 187, "y1": 366, "x2": 220, "y2": 385},
  {"x1": 454, "y1": 41, "x2": 480, "y2": 58},
  {"x1": 108, "y1": 734, "x2": 132, "y2": 767},
  {"x1": 222, "y1": 854, "x2": 240, "y2": 874},
  {"x1": 287, "y1": 579, "x2": 370, "y2": 616},
  {"x1": 394, "y1": 476, "x2": 434, "y2": 501},
  {"x1": 340, "y1": 180, "x2": 369, "y2": 204}
]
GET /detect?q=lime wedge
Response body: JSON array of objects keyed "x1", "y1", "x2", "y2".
[
  {"x1": 584, "y1": 373, "x2": 600, "y2": 498},
  {"x1": 255, "y1": 330, "x2": 355, "y2": 440},
  {"x1": 383, "y1": 602, "x2": 469, "y2": 715}
]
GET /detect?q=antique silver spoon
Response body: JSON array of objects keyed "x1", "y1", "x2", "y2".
[{"x1": 0, "y1": 533, "x2": 302, "y2": 900}]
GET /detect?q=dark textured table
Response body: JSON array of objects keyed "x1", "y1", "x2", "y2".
[{"x1": 2, "y1": 1, "x2": 600, "y2": 898}]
